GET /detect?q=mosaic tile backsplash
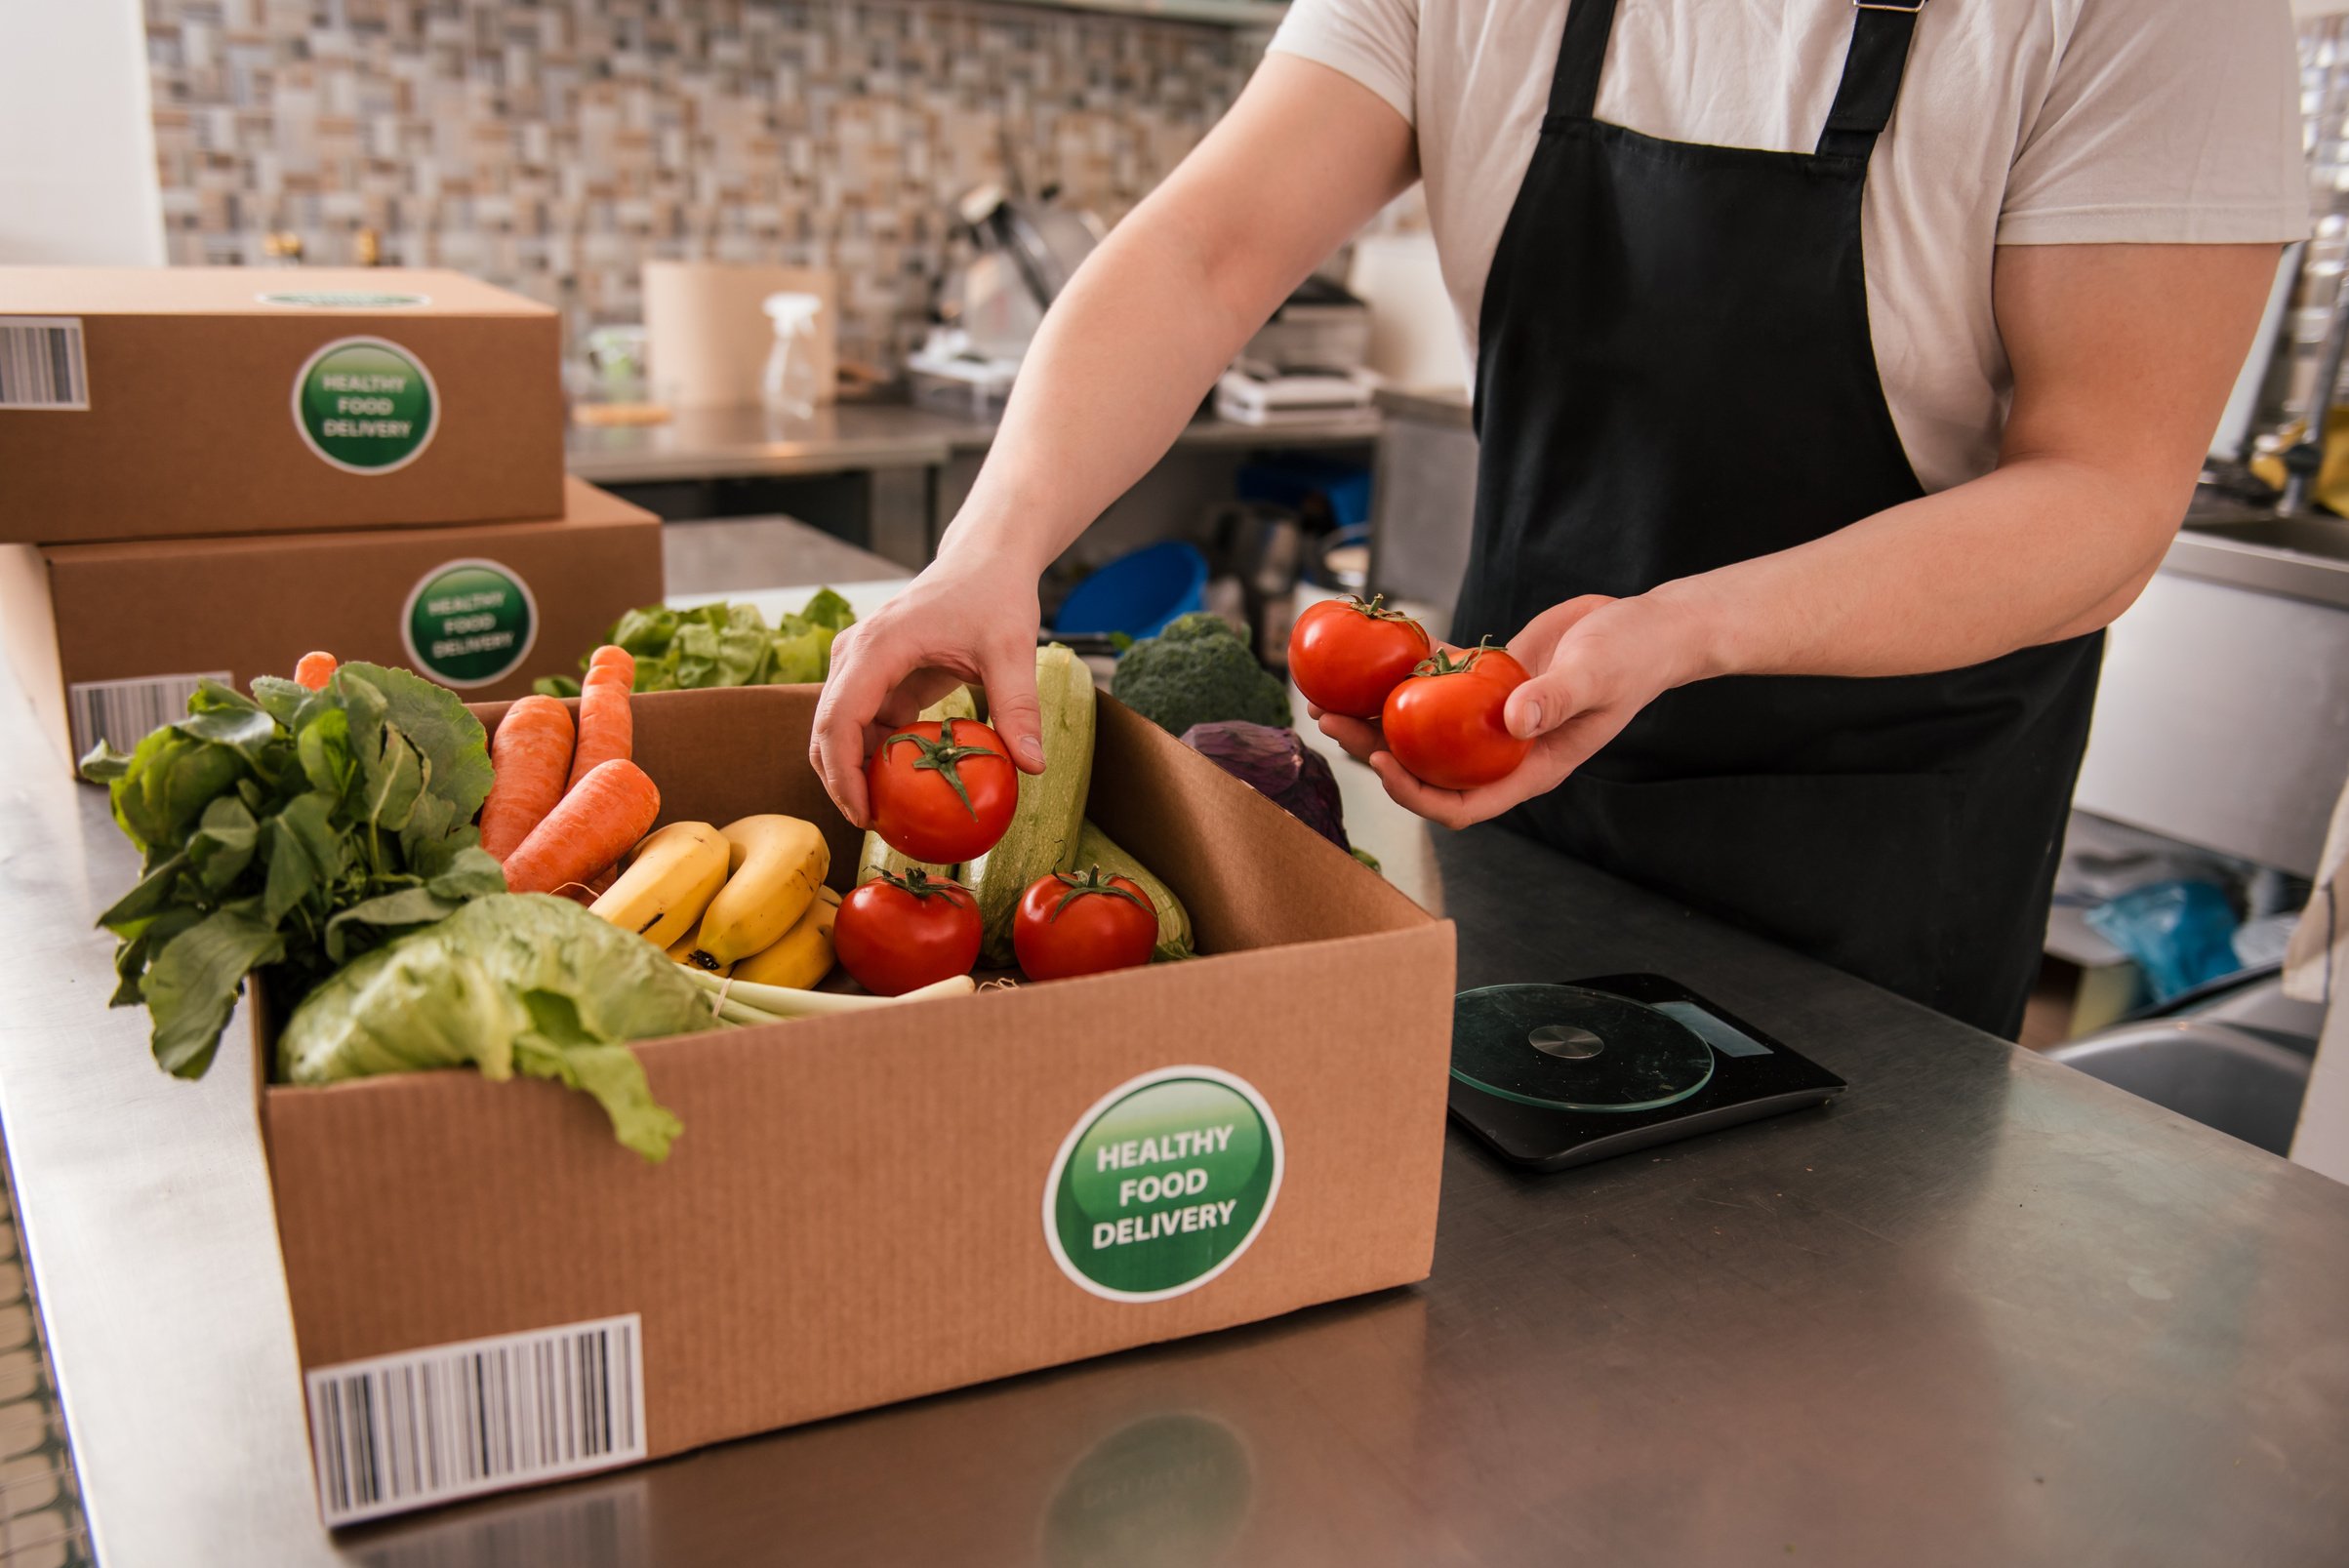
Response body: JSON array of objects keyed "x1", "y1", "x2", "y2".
[{"x1": 145, "y1": 0, "x2": 1265, "y2": 368}]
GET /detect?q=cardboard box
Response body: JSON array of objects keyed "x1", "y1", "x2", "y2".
[
  {"x1": 0, "y1": 266, "x2": 563, "y2": 543},
  {"x1": 257, "y1": 686, "x2": 1454, "y2": 1525},
  {"x1": 1, "y1": 477, "x2": 661, "y2": 767}
]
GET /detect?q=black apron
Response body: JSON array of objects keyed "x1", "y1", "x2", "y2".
[{"x1": 1453, "y1": 0, "x2": 2103, "y2": 1038}]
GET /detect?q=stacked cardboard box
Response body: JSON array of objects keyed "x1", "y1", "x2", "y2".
[{"x1": 0, "y1": 265, "x2": 663, "y2": 765}]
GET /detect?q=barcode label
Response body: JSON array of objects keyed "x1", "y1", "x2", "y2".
[
  {"x1": 66, "y1": 671, "x2": 228, "y2": 760},
  {"x1": 0, "y1": 317, "x2": 89, "y2": 409},
  {"x1": 305, "y1": 1314, "x2": 646, "y2": 1526}
]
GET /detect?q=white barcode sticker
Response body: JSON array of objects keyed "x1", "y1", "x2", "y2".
[
  {"x1": 66, "y1": 671, "x2": 228, "y2": 760},
  {"x1": 0, "y1": 317, "x2": 89, "y2": 409},
  {"x1": 305, "y1": 1313, "x2": 646, "y2": 1526}
]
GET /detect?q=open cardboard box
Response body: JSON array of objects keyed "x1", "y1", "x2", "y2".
[{"x1": 258, "y1": 686, "x2": 1454, "y2": 1525}]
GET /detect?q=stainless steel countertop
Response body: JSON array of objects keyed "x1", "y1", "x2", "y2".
[
  {"x1": 659, "y1": 512, "x2": 907, "y2": 598},
  {"x1": 566, "y1": 401, "x2": 1382, "y2": 485},
  {"x1": 2170, "y1": 507, "x2": 2349, "y2": 613},
  {"x1": 4, "y1": 640, "x2": 2347, "y2": 1566},
  {"x1": 1372, "y1": 382, "x2": 1474, "y2": 429}
]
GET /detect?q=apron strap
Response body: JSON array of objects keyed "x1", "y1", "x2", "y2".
[
  {"x1": 1817, "y1": 1, "x2": 1926, "y2": 159},
  {"x1": 1546, "y1": 0, "x2": 1623, "y2": 121}
]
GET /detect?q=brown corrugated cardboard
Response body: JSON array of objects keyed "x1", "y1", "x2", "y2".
[
  {"x1": 0, "y1": 266, "x2": 563, "y2": 543},
  {"x1": 1, "y1": 477, "x2": 661, "y2": 767},
  {"x1": 258, "y1": 686, "x2": 1454, "y2": 1523}
]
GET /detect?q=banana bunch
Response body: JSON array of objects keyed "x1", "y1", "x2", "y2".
[{"x1": 589, "y1": 814, "x2": 838, "y2": 989}]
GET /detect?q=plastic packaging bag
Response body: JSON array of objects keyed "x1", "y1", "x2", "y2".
[{"x1": 2086, "y1": 880, "x2": 2243, "y2": 1003}]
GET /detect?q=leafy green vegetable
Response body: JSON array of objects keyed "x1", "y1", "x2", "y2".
[
  {"x1": 1110, "y1": 612, "x2": 1293, "y2": 738},
  {"x1": 277, "y1": 895, "x2": 711, "y2": 1161},
  {"x1": 83, "y1": 663, "x2": 504, "y2": 1079},
  {"x1": 532, "y1": 588, "x2": 858, "y2": 698}
]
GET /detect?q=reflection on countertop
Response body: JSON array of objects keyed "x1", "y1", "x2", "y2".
[{"x1": 567, "y1": 400, "x2": 1383, "y2": 487}]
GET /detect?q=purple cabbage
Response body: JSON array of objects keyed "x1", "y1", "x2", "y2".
[{"x1": 1179, "y1": 721, "x2": 1351, "y2": 852}]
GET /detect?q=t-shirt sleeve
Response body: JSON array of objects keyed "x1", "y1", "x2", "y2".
[
  {"x1": 1999, "y1": 0, "x2": 2310, "y2": 245},
  {"x1": 1265, "y1": 0, "x2": 1420, "y2": 128}
]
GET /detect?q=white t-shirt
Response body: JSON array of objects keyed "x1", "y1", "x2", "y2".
[{"x1": 1271, "y1": 0, "x2": 2311, "y2": 493}]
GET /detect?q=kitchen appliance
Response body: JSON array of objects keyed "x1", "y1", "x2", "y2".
[
  {"x1": 909, "y1": 179, "x2": 1106, "y2": 418},
  {"x1": 1448, "y1": 975, "x2": 1846, "y2": 1171},
  {"x1": 1213, "y1": 365, "x2": 1378, "y2": 426},
  {"x1": 1214, "y1": 276, "x2": 1378, "y2": 425},
  {"x1": 1236, "y1": 274, "x2": 1372, "y2": 378}
]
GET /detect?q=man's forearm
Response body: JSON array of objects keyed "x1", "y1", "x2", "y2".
[
  {"x1": 938, "y1": 216, "x2": 1264, "y2": 576},
  {"x1": 1651, "y1": 456, "x2": 2182, "y2": 686},
  {"x1": 935, "y1": 56, "x2": 1416, "y2": 580}
]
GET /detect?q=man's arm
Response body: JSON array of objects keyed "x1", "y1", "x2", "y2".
[
  {"x1": 1322, "y1": 242, "x2": 2285, "y2": 826},
  {"x1": 813, "y1": 57, "x2": 1415, "y2": 823}
]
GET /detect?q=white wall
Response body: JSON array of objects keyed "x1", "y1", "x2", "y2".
[{"x1": 0, "y1": 0, "x2": 163, "y2": 265}]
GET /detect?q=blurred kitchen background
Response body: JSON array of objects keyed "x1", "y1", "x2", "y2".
[{"x1": 5, "y1": 0, "x2": 2349, "y2": 1153}]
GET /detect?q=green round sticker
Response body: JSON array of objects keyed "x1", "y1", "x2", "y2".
[
  {"x1": 1044, "y1": 1067, "x2": 1282, "y2": 1303},
  {"x1": 260, "y1": 291, "x2": 429, "y2": 309},
  {"x1": 292, "y1": 336, "x2": 436, "y2": 473},
  {"x1": 400, "y1": 558, "x2": 537, "y2": 688}
]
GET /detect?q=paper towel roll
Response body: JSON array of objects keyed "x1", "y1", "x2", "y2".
[{"x1": 643, "y1": 261, "x2": 837, "y2": 410}]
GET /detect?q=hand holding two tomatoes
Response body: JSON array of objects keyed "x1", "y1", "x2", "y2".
[{"x1": 1312, "y1": 593, "x2": 1707, "y2": 830}]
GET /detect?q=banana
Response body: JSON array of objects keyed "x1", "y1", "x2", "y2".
[
  {"x1": 589, "y1": 821, "x2": 730, "y2": 949},
  {"x1": 691, "y1": 814, "x2": 830, "y2": 967},
  {"x1": 665, "y1": 916, "x2": 731, "y2": 978},
  {"x1": 733, "y1": 885, "x2": 840, "y2": 989}
]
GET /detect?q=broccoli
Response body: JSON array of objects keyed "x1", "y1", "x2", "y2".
[{"x1": 1112, "y1": 612, "x2": 1294, "y2": 737}]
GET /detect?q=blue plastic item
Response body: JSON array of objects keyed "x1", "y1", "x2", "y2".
[
  {"x1": 1053, "y1": 542, "x2": 1208, "y2": 641},
  {"x1": 2086, "y1": 879, "x2": 2243, "y2": 1003},
  {"x1": 1237, "y1": 456, "x2": 1374, "y2": 533}
]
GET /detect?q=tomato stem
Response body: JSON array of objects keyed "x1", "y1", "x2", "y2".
[
  {"x1": 1410, "y1": 638, "x2": 1506, "y2": 679},
  {"x1": 1345, "y1": 593, "x2": 1417, "y2": 624},
  {"x1": 1047, "y1": 864, "x2": 1153, "y2": 922},
  {"x1": 881, "y1": 716, "x2": 999, "y2": 819},
  {"x1": 877, "y1": 865, "x2": 973, "y2": 900}
]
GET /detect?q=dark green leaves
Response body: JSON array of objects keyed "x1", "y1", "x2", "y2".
[
  {"x1": 81, "y1": 663, "x2": 502, "y2": 1081},
  {"x1": 341, "y1": 663, "x2": 495, "y2": 823},
  {"x1": 142, "y1": 905, "x2": 285, "y2": 1077}
]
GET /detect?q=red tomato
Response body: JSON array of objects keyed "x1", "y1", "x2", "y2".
[
  {"x1": 1012, "y1": 866, "x2": 1157, "y2": 981},
  {"x1": 1289, "y1": 594, "x2": 1433, "y2": 719},
  {"x1": 866, "y1": 717, "x2": 1017, "y2": 864},
  {"x1": 834, "y1": 868, "x2": 982, "y2": 995},
  {"x1": 1380, "y1": 645, "x2": 1533, "y2": 790}
]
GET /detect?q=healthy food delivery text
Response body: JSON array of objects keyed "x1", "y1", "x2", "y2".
[{"x1": 1089, "y1": 1123, "x2": 1244, "y2": 1250}]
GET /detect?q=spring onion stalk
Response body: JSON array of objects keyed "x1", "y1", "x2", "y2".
[{"x1": 682, "y1": 968, "x2": 977, "y2": 1018}]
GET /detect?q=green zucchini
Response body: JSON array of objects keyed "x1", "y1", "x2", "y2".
[
  {"x1": 967, "y1": 644, "x2": 1096, "y2": 965},
  {"x1": 855, "y1": 685, "x2": 978, "y2": 885},
  {"x1": 1076, "y1": 819, "x2": 1194, "y2": 961}
]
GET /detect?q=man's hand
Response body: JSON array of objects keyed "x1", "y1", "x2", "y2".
[
  {"x1": 1315, "y1": 593, "x2": 1713, "y2": 828},
  {"x1": 810, "y1": 552, "x2": 1047, "y2": 827}
]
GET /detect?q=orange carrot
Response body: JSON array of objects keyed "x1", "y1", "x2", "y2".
[
  {"x1": 478, "y1": 696, "x2": 577, "y2": 863},
  {"x1": 503, "y1": 759, "x2": 661, "y2": 897},
  {"x1": 565, "y1": 645, "x2": 636, "y2": 791},
  {"x1": 294, "y1": 651, "x2": 337, "y2": 691},
  {"x1": 560, "y1": 864, "x2": 620, "y2": 907}
]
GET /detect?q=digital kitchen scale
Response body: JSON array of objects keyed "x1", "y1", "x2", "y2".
[{"x1": 1447, "y1": 974, "x2": 1845, "y2": 1171}]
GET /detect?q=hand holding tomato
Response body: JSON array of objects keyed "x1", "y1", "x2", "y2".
[
  {"x1": 1380, "y1": 643, "x2": 1533, "y2": 789},
  {"x1": 1313, "y1": 593, "x2": 1711, "y2": 829},
  {"x1": 866, "y1": 716, "x2": 1018, "y2": 864},
  {"x1": 1012, "y1": 866, "x2": 1156, "y2": 980},
  {"x1": 1289, "y1": 594, "x2": 1431, "y2": 718},
  {"x1": 835, "y1": 867, "x2": 982, "y2": 995}
]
